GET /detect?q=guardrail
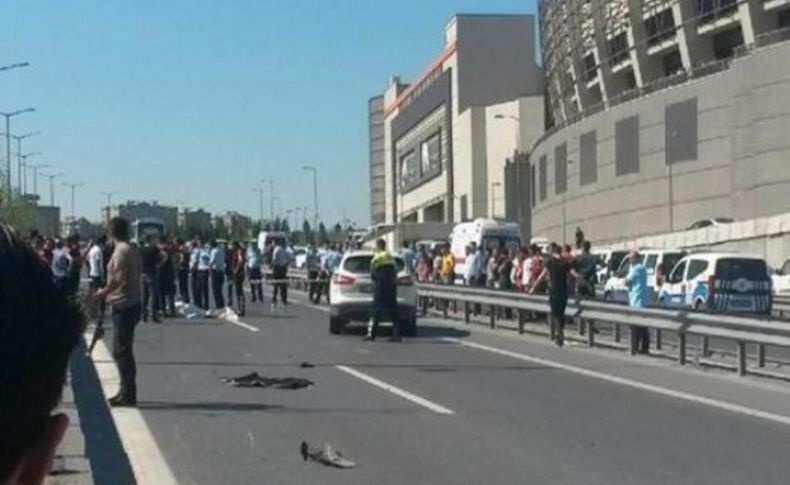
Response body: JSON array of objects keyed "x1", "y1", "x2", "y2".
[{"x1": 416, "y1": 283, "x2": 790, "y2": 377}]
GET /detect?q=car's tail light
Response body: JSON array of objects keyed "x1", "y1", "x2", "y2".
[
  {"x1": 333, "y1": 273, "x2": 356, "y2": 286},
  {"x1": 397, "y1": 275, "x2": 414, "y2": 286}
]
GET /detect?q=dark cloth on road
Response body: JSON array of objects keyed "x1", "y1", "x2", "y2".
[{"x1": 221, "y1": 372, "x2": 313, "y2": 389}]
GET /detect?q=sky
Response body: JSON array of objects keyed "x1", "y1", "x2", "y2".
[{"x1": 2, "y1": 0, "x2": 537, "y2": 227}]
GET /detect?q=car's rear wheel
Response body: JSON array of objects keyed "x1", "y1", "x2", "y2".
[
  {"x1": 329, "y1": 317, "x2": 345, "y2": 335},
  {"x1": 401, "y1": 318, "x2": 417, "y2": 337}
]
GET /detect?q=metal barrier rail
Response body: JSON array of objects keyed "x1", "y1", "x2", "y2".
[{"x1": 416, "y1": 283, "x2": 790, "y2": 377}]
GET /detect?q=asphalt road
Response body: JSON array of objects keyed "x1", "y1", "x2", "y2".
[{"x1": 82, "y1": 292, "x2": 790, "y2": 485}]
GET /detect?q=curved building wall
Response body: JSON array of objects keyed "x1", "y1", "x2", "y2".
[{"x1": 530, "y1": 38, "x2": 790, "y2": 245}]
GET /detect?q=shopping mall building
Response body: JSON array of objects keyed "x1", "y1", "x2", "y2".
[{"x1": 532, "y1": 0, "x2": 790, "y2": 245}]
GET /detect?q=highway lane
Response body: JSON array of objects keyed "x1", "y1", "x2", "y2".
[{"x1": 90, "y1": 298, "x2": 790, "y2": 484}]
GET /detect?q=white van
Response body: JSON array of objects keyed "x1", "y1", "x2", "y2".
[
  {"x1": 658, "y1": 253, "x2": 772, "y2": 314},
  {"x1": 449, "y1": 219, "x2": 521, "y2": 277}
]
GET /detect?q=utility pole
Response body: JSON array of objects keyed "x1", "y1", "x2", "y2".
[
  {"x1": 252, "y1": 187, "x2": 264, "y2": 224},
  {"x1": 19, "y1": 152, "x2": 42, "y2": 194},
  {"x1": 41, "y1": 172, "x2": 63, "y2": 206},
  {"x1": 0, "y1": 107, "x2": 35, "y2": 200},
  {"x1": 30, "y1": 163, "x2": 48, "y2": 197},
  {"x1": 262, "y1": 178, "x2": 274, "y2": 221},
  {"x1": 62, "y1": 181, "x2": 84, "y2": 220},
  {"x1": 0, "y1": 131, "x2": 39, "y2": 193},
  {"x1": 301, "y1": 166, "x2": 318, "y2": 230}
]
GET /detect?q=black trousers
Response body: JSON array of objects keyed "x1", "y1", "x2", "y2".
[
  {"x1": 226, "y1": 273, "x2": 234, "y2": 307},
  {"x1": 142, "y1": 274, "x2": 160, "y2": 320},
  {"x1": 196, "y1": 270, "x2": 210, "y2": 309},
  {"x1": 248, "y1": 266, "x2": 263, "y2": 302},
  {"x1": 178, "y1": 269, "x2": 190, "y2": 303},
  {"x1": 234, "y1": 274, "x2": 245, "y2": 315},
  {"x1": 631, "y1": 326, "x2": 650, "y2": 354},
  {"x1": 308, "y1": 270, "x2": 320, "y2": 303},
  {"x1": 211, "y1": 270, "x2": 225, "y2": 309},
  {"x1": 272, "y1": 265, "x2": 288, "y2": 305},
  {"x1": 549, "y1": 293, "x2": 568, "y2": 345},
  {"x1": 112, "y1": 303, "x2": 142, "y2": 400}
]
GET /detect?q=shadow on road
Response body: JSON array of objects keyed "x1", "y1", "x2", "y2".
[
  {"x1": 138, "y1": 401, "x2": 284, "y2": 412},
  {"x1": 69, "y1": 342, "x2": 136, "y2": 485}
]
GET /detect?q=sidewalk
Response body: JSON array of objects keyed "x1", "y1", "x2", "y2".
[{"x1": 50, "y1": 375, "x2": 93, "y2": 485}]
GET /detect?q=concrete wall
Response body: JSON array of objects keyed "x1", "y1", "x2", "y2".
[
  {"x1": 531, "y1": 39, "x2": 790, "y2": 247},
  {"x1": 369, "y1": 96, "x2": 386, "y2": 224}
]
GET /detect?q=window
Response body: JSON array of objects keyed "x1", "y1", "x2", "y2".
[
  {"x1": 668, "y1": 260, "x2": 687, "y2": 283},
  {"x1": 644, "y1": 254, "x2": 659, "y2": 271},
  {"x1": 419, "y1": 132, "x2": 441, "y2": 177},
  {"x1": 343, "y1": 255, "x2": 405, "y2": 274},
  {"x1": 666, "y1": 98, "x2": 698, "y2": 165},
  {"x1": 530, "y1": 163, "x2": 537, "y2": 207},
  {"x1": 645, "y1": 9, "x2": 676, "y2": 46},
  {"x1": 615, "y1": 116, "x2": 640, "y2": 176},
  {"x1": 687, "y1": 260, "x2": 709, "y2": 280},
  {"x1": 715, "y1": 258, "x2": 768, "y2": 280},
  {"x1": 608, "y1": 32, "x2": 630, "y2": 66},
  {"x1": 580, "y1": 131, "x2": 597, "y2": 185},
  {"x1": 555, "y1": 143, "x2": 567, "y2": 194},
  {"x1": 780, "y1": 260, "x2": 790, "y2": 276},
  {"x1": 539, "y1": 155, "x2": 547, "y2": 201},
  {"x1": 399, "y1": 151, "x2": 418, "y2": 189}
]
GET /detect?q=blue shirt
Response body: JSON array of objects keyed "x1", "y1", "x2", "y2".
[
  {"x1": 626, "y1": 262, "x2": 649, "y2": 308},
  {"x1": 209, "y1": 247, "x2": 226, "y2": 272},
  {"x1": 322, "y1": 250, "x2": 341, "y2": 272},
  {"x1": 246, "y1": 246, "x2": 261, "y2": 269},
  {"x1": 197, "y1": 247, "x2": 211, "y2": 271},
  {"x1": 305, "y1": 249, "x2": 321, "y2": 272},
  {"x1": 400, "y1": 247, "x2": 417, "y2": 274}
]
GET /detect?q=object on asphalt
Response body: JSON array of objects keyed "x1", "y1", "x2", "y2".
[
  {"x1": 300, "y1": 361, "x2": 315, "y2": 368},
  {"x1": 176, "y1": 301, "x2": 209, "y2": 319},
  {"x1": 221, "y1": 372, "x2": 313, "y2": 389},
  {"x1": 300, "y1": 441, "x2": 356, "y2": 469}
]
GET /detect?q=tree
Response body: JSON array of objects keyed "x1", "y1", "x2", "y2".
[
  {"x1": 318, "y1": 222, "x2": 328, "y2": 244},
  {"x1": 273, "y1": 218, "x2": 282, "y2": 231},
  {"x1": 333, "y1": 222, "x2": 342, "y2": 234},
  {"x1": 0, "y1": 188, "x2": 37, "y2": 235},
  {"x1": 302, "y1": 220, "x2": 312, "y2": 243},
  {"x1": 264, "y1": 222, "x2": 272, "y2": 232},
  {"x1": 281, "y1": 219, "x2": 290, "y2": 233}
]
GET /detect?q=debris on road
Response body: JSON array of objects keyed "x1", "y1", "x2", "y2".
[
  {"x1": 300, "y1": 441, "x2": 356, "y2": 469},
  {"x1": 221, "y1": 372, "x2": 313, "y2": 389},
  {"x1": 300, "y1": 361, "x2": 315, "y2": 368}
]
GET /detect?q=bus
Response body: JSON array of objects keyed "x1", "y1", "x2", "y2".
[{"x1": 132, "y1": 218, "x2": 166, "y2": 243}]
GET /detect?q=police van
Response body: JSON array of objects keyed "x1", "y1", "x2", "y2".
[
  {"x1": 658, "y1": 253, "x2": 772, "y2": 314},
  {"x1": 449, "y1": 219, "x2": 522, "y2": 278}
]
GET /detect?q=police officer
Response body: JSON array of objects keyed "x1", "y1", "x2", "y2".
[{"x1": 365, "y1": 238, "x2": 400, "y2": 342}]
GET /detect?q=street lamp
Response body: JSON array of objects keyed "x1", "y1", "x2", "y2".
[
  {"x1": 62, "y1": 181, "x2": 84, "y2": 220},
  {"x1": 41, "y1": 172, "x2": 63, "y2": 206},
  {"x1": 491, "y1": 182, "x2": 502, "y2": 219},
  {"x1": 301, "y1": 165, "x2": 318, "y2": 230},
  {"x1": 0, "y1": 107, "x2": 35, "y2": 200},
  {"x1": 261, "y1": 178, "x2": 274, "y2": 221},
  {"x1": 251, "y1": 187, "x2": 264, "y2": 224},
  {"x1": 30, "y1": 163, "x2": 48, "y2": 197},
  {"x1": 20, "y1": 151, "x2": 42, "y2": 194},
  {"x1": 101, "y1": 190, "x2": 117, "y2": 208},
  {"x1": 272, "y1": 196, "x2": 282, "y2": 220},
  {"x1": 0, "y1": 130, "x2": 40, "y2": 192}
]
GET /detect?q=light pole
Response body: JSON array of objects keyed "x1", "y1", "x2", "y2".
[
  {"x1": 261, "y1": 178, "x2": 274, "y2": 221},
  {"x1": 0, "y1": 108, "x2": 35, "y2": 200},
  {"x1": 491, "y1": 182, "x2": 502, "y2": 219},
  {"x1": 62, "y1": 181, "x2": 84, "y2": 220},
  {"x1": 301, "y1": 166, "x2": 318, "y2": 230},
  {"x1": 272, "y1": 196, "x2": 282, "y2": 221},
  {"x1": 30, "y1": 163, "x2": 48, "y2": 198},
  {"x1": 41, "y1": 172, "x2": 63, "y2": 206},
  {"x1": 0, "y1": 130, "x2": 39, "y2": 192},
  {"x1": 20, "y1": 152, "x2": 42, "y2": 194},
  {"x1": 101, "y1": 190, "x2": 117, "y2": 222},
  {"x1": 252, "y1": 187, "x2": 264, "y2": 224}
]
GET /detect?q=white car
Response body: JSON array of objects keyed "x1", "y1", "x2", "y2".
[
  {"x1": 329, "y1": 251, "x2": 418, "y2": 336},
  {"x1": 603, "y1": 249, "x2": 686, "y2": 303},
  {"x1": 772, "y1": 258, "x2": 790, "y2": 295},
  {"x1": 658, "y1": 253, "x2": 772, "y2": 314},
  {"x1": 685, "y1": 218, "x2": 735, "y2": 231}
]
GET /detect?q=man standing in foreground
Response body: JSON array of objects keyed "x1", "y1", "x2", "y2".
[
  {"x1": 530, "y1": 243, "x2": 580, "y2": 347},
  {"x1": 96, "y1": 217, "x2": 143, "y2": 407},
  {"x1": 0, "y1": 222, "x2": 83, "y2": 484},
  {"x1": 365, "y1": 238, "x2": 400, "y2": 342},
  {"x1": 625, "y1": 249, "x2": 650, "y2": 354}
]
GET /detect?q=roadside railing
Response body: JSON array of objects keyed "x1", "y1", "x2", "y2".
[{"x1": 416, "y1": 283, "x2": 790, "y2": 378}]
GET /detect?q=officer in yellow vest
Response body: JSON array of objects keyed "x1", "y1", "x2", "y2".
[{"x1": 365, "y1": 238, "x2": 400, "y2": 342}]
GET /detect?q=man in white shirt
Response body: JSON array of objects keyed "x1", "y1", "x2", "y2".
[
  {"x1": 208, "y1": 240, "x2": 226, "y2": 309},
  {"x1": 87, "y1": 236, "x2": 107, "y2": 323}
]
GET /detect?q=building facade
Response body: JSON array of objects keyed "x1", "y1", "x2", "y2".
[
  {"x1": 108, "y1": 201, "x2": 179, "y2": 234},
  {"x1": 375, "y1": 14, "x2": 544, "y2": 225},
  {"x1": 532, "y1": 0, "x2": 790, "y2": 244},
  {"x1": 178, "y1": 208, "x2": 213, "y2": 235},
  {"x1": 369, "y1": 95, "x2": 386, "y2": 224}
]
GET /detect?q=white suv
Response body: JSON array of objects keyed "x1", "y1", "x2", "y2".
[{"x1": 329, "y1": 251, "x2": 418, "y2": 336}]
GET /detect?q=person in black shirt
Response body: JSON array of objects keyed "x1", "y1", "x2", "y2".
[
  {"x1": 530, "y1": 243, "x2": 581, "y2": 347},
  {"x1": 141, "y1": 236, "x2": 166, "y2": 323}
]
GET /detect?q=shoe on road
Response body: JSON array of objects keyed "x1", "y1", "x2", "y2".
[{"x1": 107, "y1": 394, "x2": 137, "y2": 408}]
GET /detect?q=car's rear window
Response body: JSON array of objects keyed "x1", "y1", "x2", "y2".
[
  {"x1": 343, "y1": 256, "x2": 405, "y2": 274},
  {"x1": 715, "y1": 258, "x2": 768, "y2": 280}
]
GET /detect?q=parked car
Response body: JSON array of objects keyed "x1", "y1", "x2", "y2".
[
  {"x1": 593, "y1": 249, "x2": 629, "y2": 285},
  {"x1": 772, "y1": 258, "x2": 790, "y2": 295},
  {"x1": 602, "y1": 249, "x2": 686, "y2": 303},
  {"x1": 328, "y1": 251, "x2": 418, "y2": 336},
  {"x1": 658, "y1": 253, "x2": 772, "y2": 314},
  {"x1": 685, "y1": 218, "x2": 735, "y2": 231}
]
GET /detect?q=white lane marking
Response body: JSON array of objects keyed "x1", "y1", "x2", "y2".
[
  {"x1": 223, "y1": 318, "x2": 260, "y2": 333},
  {"x1": 85, "y1": 333, "x2": 179, "y2": 485},
  {"x1": 335, "y1": 365, "x2": 455, "y2": 415},
  {"x1": 446, "y1": 338, "x2": 790, "y2": 427}
]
